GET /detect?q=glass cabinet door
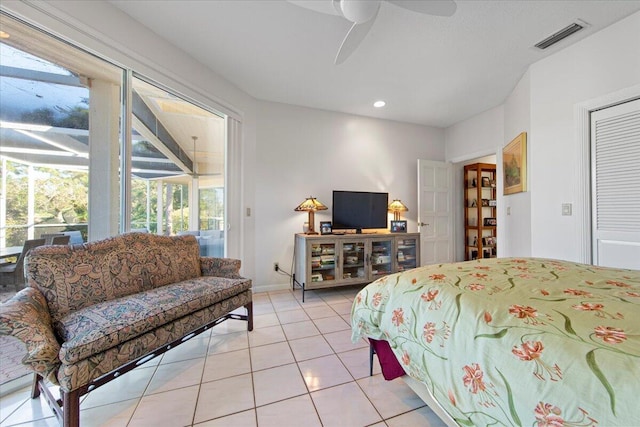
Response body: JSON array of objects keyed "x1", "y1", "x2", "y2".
[
  {"x1": 341, "y1": 240, "x2": 366, "y2": 281},
  {"x1": 396, "y1": 237, "x2": 418, "y2": 272},
  {"x1": 310, "y1": 242, "x2": 337, "y2": 283},
  {"x1": 369, "y1": 239, "x2": 393, "y2": 279}
]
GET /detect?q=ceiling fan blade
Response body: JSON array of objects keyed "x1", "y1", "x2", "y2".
[
  {"x1": 287, "y1": 0, "x2": 340, "y2": 16},
  {"x1": 387, "y1": 0, "x2": 456, "y2": 17},
  {"x1": 334, "y1": 11, "x2": 378, "y2": 64}
]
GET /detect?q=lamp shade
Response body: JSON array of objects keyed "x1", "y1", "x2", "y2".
[
  {"x1": 294, "y1": 197, "x2": 328, "y2": 212},
  {"x1": 294, "y1": 196, "x2": 327, "y2": 234},
  {"x1": 388, "y1": 199, "x2": 408, "y2": 221}
]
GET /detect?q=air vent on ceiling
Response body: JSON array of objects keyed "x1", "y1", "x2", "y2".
[{"x1": 534, "y1": 22, "x2": 585, "y2": 50}]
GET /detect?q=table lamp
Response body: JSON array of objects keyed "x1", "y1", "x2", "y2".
[
  {"x1": 294, "y1": 196, "x2": 328, "y2": 234},
  {"x1": 388, "y1": 199, "x2": 408, "y2": 221}
]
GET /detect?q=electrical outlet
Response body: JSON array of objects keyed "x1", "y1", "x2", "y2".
[{"x1": 274, "y1": 262, "x2": 279, "y2": 272}]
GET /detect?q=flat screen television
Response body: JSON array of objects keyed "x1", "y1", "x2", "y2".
[{"x1": 332, "y1": 190, "x2": 388, "y2": 233}]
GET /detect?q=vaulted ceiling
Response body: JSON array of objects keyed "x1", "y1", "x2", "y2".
[{"x1": 111, "y1": 0, "x2": 640, "y2": 127}]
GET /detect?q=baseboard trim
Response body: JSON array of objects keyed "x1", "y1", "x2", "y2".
[{"x1": 252, "y1": 282, "x2": 291, "y2": 294}]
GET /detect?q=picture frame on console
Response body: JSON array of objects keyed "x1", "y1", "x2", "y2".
[
  {"x1": 390, "y1": 220, "x2": 407, "y2": 233},
  {"x1": 320, "y1": 221, "x2": 332, "y2": 235}
]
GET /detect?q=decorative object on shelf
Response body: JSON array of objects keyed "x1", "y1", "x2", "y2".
[
  {"x1": 388, "y1": 199, "x2": 408, "y2": 221},
  {"x1": 320, "y1": 221, "x2": 332, "y2": 235},
  {"x1": 294, "y1": 196, "x2": 328, "y2": 234},
  {"x1": 483, "y1": 236, "x2": 495, "y2": 246},
  {"x1": 390, "y1": 220, "x2": 407, "y2": 233},
  {"x1": 503, "y1": 132, "x2": 527, "y2": 195},
  {"x1": 484, "y1": 217, "x2": 497, "y2": 226},
  {"x1": 481, "y1": 177, "x2": 491, "y2": 187},
  {"x1": 489, "y1": 199, "x2": 497, "y2": 207}
]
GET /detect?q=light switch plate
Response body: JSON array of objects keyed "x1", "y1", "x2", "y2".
[{"x1": 562, "y1": 203, "x2": 572, "y2": 216}]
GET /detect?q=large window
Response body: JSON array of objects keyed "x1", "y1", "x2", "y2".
[
  {"x1": 0, "y1": 17, "x2": 120, "y2": 245},
  {"x1": 0, "y1": 14, "x2": 227, "y2": 255}
]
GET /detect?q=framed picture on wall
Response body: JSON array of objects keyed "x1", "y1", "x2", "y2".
[
  {"x1": 503, "y1": 132, "x2": 527, "y2": 195},
  {"x1": 390, "y1": 220, "x2": 407, "y2": 233}
]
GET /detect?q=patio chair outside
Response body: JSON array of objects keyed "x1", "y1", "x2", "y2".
[
  {"x1": 51, "y1": 235, "x2": 71, "y2": 245},
  {"x1": 0, "y1": 238, "x2": 46, "y2": 290},
  {"x1": 40, "y1": 233, "x2": 64, "y2": 245},
  {"x1": 62, "y1": 230, "x2": 84, "y2": 245}
]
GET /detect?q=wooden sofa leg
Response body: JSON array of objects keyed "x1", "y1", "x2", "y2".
[
  {"x1": 369, "y1": 340, "x2": 375, "y2": 377},
  {"x1": 30, "y1": 373, "x2": 41, "y2": 399},
  {"x1": 245, "y1": 301, "x2": 253, "y2": 331},
  {"x1": 62, "y1": 389, "x2": 81, "y2": 427}
]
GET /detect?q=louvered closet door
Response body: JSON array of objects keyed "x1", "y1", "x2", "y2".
[{"x1": 591, "y1": 98, "x2": 640, "y2": 269}]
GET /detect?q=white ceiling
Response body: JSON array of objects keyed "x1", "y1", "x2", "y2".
[{"x1": 110, "y1": 0, "x2": 640, "y2": 128}]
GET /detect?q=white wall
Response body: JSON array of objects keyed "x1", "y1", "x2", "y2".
[
  {"x1": 529, "y1": 11, "x2": 640, "y2": 261},
  {"x1": 502, "y1": 70, "x2": 531, "y2": 257},
  {"x1": 255, "y1": 101, "x2": 445, "y2": 290},
  {"x1": 445, "y1": 106, "x2": 504, "y2": 163}
]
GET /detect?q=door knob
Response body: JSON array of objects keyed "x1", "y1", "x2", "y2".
[{"x1": 419, "y1": 222, "x2": 430, "y2": 227}]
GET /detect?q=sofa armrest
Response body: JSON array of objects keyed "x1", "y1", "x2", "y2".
[
  {"x1": 0, "y1": 287, "x2": 61, "y2": 384},
  {"x1": 200, "y1": 257, "x2": 242, "y2": 279}
]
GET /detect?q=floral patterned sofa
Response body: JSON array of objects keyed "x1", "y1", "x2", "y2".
[{"x1": 0, "y1": 232, "x2": 252, "y2": 427}]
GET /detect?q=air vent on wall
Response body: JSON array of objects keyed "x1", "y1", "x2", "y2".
[{"x1": 534, "y1": 22, "x2": 585, "y2": 50}]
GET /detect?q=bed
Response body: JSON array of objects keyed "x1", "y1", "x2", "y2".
[{"x1": 351, "y1": 258, "x2": 640, "y2": 426}]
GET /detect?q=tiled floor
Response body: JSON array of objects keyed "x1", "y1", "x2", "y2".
[{"x1": 0, "y1": 286, "x2": 447, "y2": 427}]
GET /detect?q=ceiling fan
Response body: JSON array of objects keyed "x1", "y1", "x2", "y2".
[
  {"x1": 290, "y1": 0, "x2": 457, "y2": 64},
  {"x1": 185, "y1": 136, "x2": 220, "y2": 178}
]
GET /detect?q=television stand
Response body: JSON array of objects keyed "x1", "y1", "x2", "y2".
[{"x1": 293, "y1": 232, "x2": 420, "y2": 301}]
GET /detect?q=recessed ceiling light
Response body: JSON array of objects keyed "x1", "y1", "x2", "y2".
[
  {"x1": 0, "y1": 31, "x2": 10, "y2": 39},
  {"x1": 373, "y1": 100, "x2": 386, "y2": 108}
]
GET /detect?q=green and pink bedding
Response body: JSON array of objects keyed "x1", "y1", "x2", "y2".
[{"x1": 351, "y1": 258, "x2": 640, "y2": 426}]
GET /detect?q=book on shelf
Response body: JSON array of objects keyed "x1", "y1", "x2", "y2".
[{"x1": 320, "y1": 255, "x2": 335, "y2": 265}]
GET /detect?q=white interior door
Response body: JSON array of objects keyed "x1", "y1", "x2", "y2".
[
  {"x1": 591, "y1": 98, "x2": 640, "y2": 269},
  {"x1": 418, "y1": 160, "x2": 453, "y2": 265}
]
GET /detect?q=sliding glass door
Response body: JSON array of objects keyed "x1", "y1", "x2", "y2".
[{"x1": 129, "y1": 77, "x2": 226, "y2": 256}]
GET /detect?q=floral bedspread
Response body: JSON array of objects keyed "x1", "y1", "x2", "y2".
[{"x1": 351, "y1": 258, "x2": 640, "y2": 426}]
